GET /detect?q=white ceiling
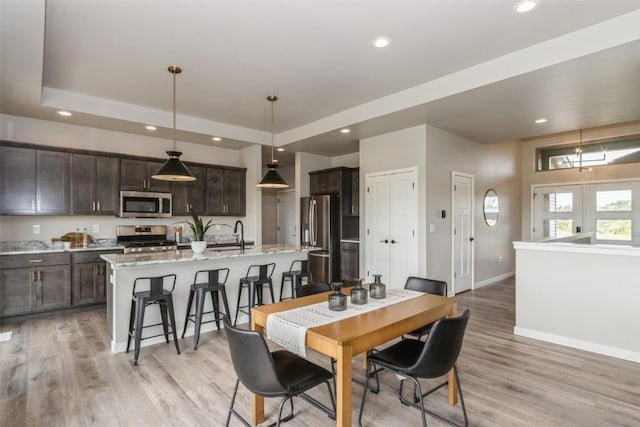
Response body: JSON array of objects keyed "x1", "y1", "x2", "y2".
[{"x1": 2, "y1": 0, "x2": 640, "y2": 164}]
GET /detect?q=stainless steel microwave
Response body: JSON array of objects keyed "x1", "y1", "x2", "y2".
[{"x1": 119, "y1": 191, "x2": 172, "y2": 218}]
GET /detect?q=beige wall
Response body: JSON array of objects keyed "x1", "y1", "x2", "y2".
[
  {"x1": 261, "y1": 165, "x2": 295, "y2": 245},
  {"x1": 520, "y1": 121, "x2": 640, "y2": 239}
]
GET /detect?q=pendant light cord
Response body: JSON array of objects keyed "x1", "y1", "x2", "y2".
[
  {"x1": 269, "y1": 96, "x2": 277, "y2": 163},
  {"x1": 172, "y1": 69, "x2": 177, "y2": 152}
]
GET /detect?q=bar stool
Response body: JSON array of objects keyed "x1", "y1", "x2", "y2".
[
  {"x1": 279, "y1": 259, "x2": 312, "y2": 301},
  {"x1": 126, "y1": 274, "x2": 180, "y2": 365},
  {"x1": 182, "y1": 268, "x2": 230, "y2": 350},
  {"x1": 234, "y1": 263, "x2": 275, "y2": 326}
]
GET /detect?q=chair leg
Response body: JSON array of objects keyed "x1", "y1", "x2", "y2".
[
  {"x1": 220, "y1": 287, "x2": 231, "y2": 325},
  {"x1": 454, "y1": 366, "x2": 469, "y2": 427},
  {"x1": 166, "y1": 294, "x2": 181, "y2": 355},
  {"x1": 234, "y1": 284, "x2": 244, "y2": 326},
  {"x1": 193, "y1": 288, "x2": 206, "y2": 350},
  {"x1": 267, "y1": 279, "x2": 275, "y2": 304},
  {"x1": 182, "y1": 289, "x2": 195, "y2": 338},
  {"x1": 358, "y1": 361, "x2": 374, "y2": 427},
  {"x1": 211, "y1": 289, "x2": 221, "y2": 329},
  {"x1": 275, "y1": 396, "x2": 295, "y2": 427},
  {"x1": 159, "y1": 301, "x2": 169, "y2": 343},
  {"x1": 225, "y1": 378, "x2": 240, "y2": 427},
  {"x1": 279, "y1": 275, "x2": 287, "y2": 301},
  {"x1": 408, "y1": 377, "x2": 428, "y2": 427},
  {"x1": 133, "y1": 299, "x2": 146, "y2": 365},
  {"x1": 126, "y1": 299, "x2": 135, "y2": 353}
]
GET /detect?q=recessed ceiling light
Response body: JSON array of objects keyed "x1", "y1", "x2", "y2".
[
  {"x1": 372, "y1": 36, "x2": 391, "y2": 48},
  {"x1": 514, "y1": 0, "x2": 538, "y2": 13},
  {"x1": 145, "y1": 125, "x2": 157, "y2": 131},
  {"x1": 340, "y1": 128, "x2": 351, "y2": 134},
  {"x1": 535, "y1": 118, "x2": 548, "y2": 124},
  {"x1": 276, "y1": 148, "x2": 285, "y2": 152},
  {"x1": 212, "y1": 136, "x2": 222, "y2": 141},
  {"x1": 58, "y1": 111, "x2": 72, "y2": 117}
]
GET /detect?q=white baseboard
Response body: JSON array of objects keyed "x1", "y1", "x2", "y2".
[
  {"x1": 514, "y1": 326, "x2": 640, "y2": 364},
  {"x1": 474, "y1": 271, "x2": 514, "y2": 289}
]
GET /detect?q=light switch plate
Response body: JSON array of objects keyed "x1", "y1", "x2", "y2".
[
  {"x1": 33, "y1": 224, "x2": 40, "y2": 234},
  {"x1": 92, "y1": 224, "x2": 100, "y2": 233}
]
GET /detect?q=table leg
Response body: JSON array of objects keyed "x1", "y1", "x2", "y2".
[
  {"x1": 336, "y1": 344, "x2": 353, "y2": 427},
  {"x1": 448, "y1": 300, "x2": 459, "y2": 406},
  {"x1": 251, "y1": 310, "x2": 265, "y2": 425}
]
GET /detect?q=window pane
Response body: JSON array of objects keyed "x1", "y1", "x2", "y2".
[
  {"x1": 596, "y1": 190, "x2": 632, "y2": 212},
  {"x1": 543, "y1": 219, "x2": 573, "y2": 238},
  {"x1": 544, "y1": 193, "x2": 573, "y2": 213},
  {"x1": 537, "y1": 135, "x2": 640, "y2": 171},
  {"x1": 596, "y1": 219, "x2": 632, "y2": 240}
]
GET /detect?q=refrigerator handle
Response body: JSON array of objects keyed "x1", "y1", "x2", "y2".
[{"x1": 311, "y1": 199, "x2": 317, "y2": 246}]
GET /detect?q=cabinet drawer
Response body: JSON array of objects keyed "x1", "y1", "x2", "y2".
[
  {"x1": 1, "y1": 252, "x2": 70, "y2": 269},
  {"x1": 72, "y1": 250, "x2": 121, "y2": 264}
]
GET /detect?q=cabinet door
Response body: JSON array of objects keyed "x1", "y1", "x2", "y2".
[
  {"x1": 71, "y1": 153, "x2": 96, "y2": 214},
  {"x1": 38, "y1": 265, "x2": 71, "y2": 311},
  {"x1": 73, "y1": 262, "x2": 102, "y2": 305},
  {"x1": 206, "y1": 167, "x2": 225, "y2": 215},
  {"x1": 145, "y1": 161, "x2": 171, "y2": 192},
  {"x1": 95, "y1": 156, "x2": 119, "y2": 214},
  {"x1": 172, "y1": 165, "x2": 206, "y2": 216},
  {"x1": 0, "y1": 268, "x2": 36, "y2": 316},
  {"x1": 310, "y1": 171, "x2": 340, "y2": 195},
  {"x1": 351, "y1": 169, "x2": 359, "y2": 216},
  {"x1": 120, "y1": 159, "x2": 146, "y2": 190},
  {"x1": 37, "y1": 150, "x2": 70, "y2": 214},
  {"x1": 224, "y1": 169, "x2": 246, "y2": 216},
  {"x1": 0, "y1": 146, "x2": 36, "y2": 214},
  {"x1": 340, "y1": 242, "x2": 359, "y2": 283}
]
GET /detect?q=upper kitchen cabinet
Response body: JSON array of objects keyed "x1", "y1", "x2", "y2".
[
  {"x1": 71, "y1": 154, "x2": 119, "y2": 215},
  {"x1": 171, "y1": 165, "x2": 207, "y2": 216},
  {"x1": 120, "y1": 159, "x2": 171, "y2": 193},
  {"x1": 310, "y1": 169, "x2": 341, "y2": 195},
  {"x1": 206, "y1": 167, "x2": 246, "y2": 216},
  {"x1": 350, "y1": 168, "x2": 360, "y2": 216},
  {"x1": 0, "y1": 146, "x2": 69, "y2": 215}
]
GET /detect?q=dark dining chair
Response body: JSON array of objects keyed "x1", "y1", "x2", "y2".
[
  {"x1": 222, "y1": 316, "x2": 335, "y2": 427},
  {"x1": 404, "y1": 276, "x2": 448, "y2": 339},
  {"x1": 358, "y1": 309, "x2": 471, "y2": 427}
]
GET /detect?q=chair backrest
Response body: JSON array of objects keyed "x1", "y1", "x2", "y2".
[
  {"x1": 245, "y1": 263, "x2": 276, "y2": 280},
  {"x1": 406, "y1": 309, "x2": 470, "y2": 378},
  {"x1": 133, "y1": 274, "x2": 176, "y2": 296},
  {"x1": 289, "y1": 259, "x2": 310, "y2": 274},
  {"x1": 194, "y1": 268, "x2": 229, "y2": 286},
  {"x1": 222, "y1": 316, "x2": 286, "y2": 396},
  {"x1": 404, "y1": 276, "x2": 447, "y2": 297},
  {"x1": 296, "y1": 282, "x2": 330, "y2": 297}
]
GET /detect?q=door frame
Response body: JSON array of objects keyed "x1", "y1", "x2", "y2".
[
  {"x1": 450, "y1": 171, "x2": 475, "y2": 295},
  {"x1": 276, "y1": 189, "x2": 296, "y2": 245}
]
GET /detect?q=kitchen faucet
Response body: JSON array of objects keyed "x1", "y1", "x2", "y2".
[{"x1": 233, "y1": 220, "x2": 245, "y2": 252}]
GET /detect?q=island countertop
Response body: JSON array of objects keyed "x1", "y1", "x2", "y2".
[{"x1": 101, "y1": 244, "x2": 319, "y2": 269}]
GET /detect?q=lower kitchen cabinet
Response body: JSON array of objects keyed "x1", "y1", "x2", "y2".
[
  {"x1": 72, "y1": 250, "x2": 119, "y2": 306},
  {"x1": 340, "y1": 241, "x2": 359, "y2": 283},
  {"x1": 0, "y1": 253, "x2": 71, "y2": 317}
]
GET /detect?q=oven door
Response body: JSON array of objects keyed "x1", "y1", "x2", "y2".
[{"x1": 119, "y1": 191, "x2": 172, "y2": 218}]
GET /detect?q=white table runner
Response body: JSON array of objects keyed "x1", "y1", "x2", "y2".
[{"x1": 266, "y1": 288, "x2": 424, "y2": 357}]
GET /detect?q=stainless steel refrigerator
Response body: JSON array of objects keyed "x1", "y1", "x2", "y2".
[{"x1": 300, "y1": 195, "x2": 340, "y2": 283}]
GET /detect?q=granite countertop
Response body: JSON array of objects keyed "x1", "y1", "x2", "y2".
[
  {"x1": 176, "y1": 240, "x2": 255, "y2": 249},
  {"x1": 101, "y1": 245, "x2": 320, "y2": 268},
  {"x1": 0, "y1": 239, "x2": 123, "y2": 255}
]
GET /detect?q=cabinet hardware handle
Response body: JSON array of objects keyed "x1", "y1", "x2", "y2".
[
  {"x1": 379, "y1": 239, "x2": 389, "y2": 244},
  {"x1": 97, "y1": 201, "x2": 100, "y2": 211},
  {"x1": 31, "y1": 200, "x2": 35, "y2": 210},
  {"x1": 29, "y1": 259, "x2": 43, "y2": 263},
  {"x1": 92, "y1": 201, "x2": 96, "y2": 211},
  {"x1": 32, "y1": 271, "x2": 37, "y2": 282},
  {"x1": 38, "y1": 271, "x2": 43, "y2": 281}
]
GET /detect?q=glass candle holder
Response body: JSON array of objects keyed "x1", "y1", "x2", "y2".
[
  {"x1": 350, "y1": 278, "x2": 368, "y2": 305},
  {"x1": 328, "y1": 282, "x2": 347, "y2": 311},
  {"x1": 370, "y1": 274, "x2": 386, "y2": 299}
]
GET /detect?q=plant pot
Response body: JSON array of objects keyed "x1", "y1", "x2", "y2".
[{"x1": 190, "y1": 241, "x2": 207, "y2": 254}]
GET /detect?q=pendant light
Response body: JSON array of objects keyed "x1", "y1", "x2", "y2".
[
  {"x1": 152, "y1": 65, "x2": 196, "y2": 182},
  {"x1": 257, "y1": 95, "x2": 289, "y2": 188}
]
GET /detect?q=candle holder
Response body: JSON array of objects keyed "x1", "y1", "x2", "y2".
[
  {"x1": 350, "y1": 278, "x2": 368, "y2": 305},
  {"x1": 370, "y1": 274, "x2": 386, "y2": 299},
  {"x1": 328, "y1": 282, "x2": 347, "y2": 311}
]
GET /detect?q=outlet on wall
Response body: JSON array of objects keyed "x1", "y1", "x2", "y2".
[
  {"x1": 499, "y1": 255, "x2": 503, "y2": 262},
  {"x1": 92, "y1": 224, "x2": 100, "y2": 233},
  {"x1": 33, "y1": 224, "x2": 40, "y2": 234}
]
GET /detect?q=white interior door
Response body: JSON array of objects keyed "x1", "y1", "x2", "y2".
[
  {"x1": 277, "y1": 190, "x2": 296, "y2": 246},
  {"x1": 452, "y1": 173, "x2": 474, "y2": 294},
  {"x1": 365, "y1": 169, "x2": 417, "y2": 288},
  {"x1": 533, "y1": 185, "x2": 583, "y2": 240}
]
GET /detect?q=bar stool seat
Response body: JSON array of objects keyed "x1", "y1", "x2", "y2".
[
  {"x1": 234, "y1": 263, "x2": 275, "y2": 326},
  {"x1": 279, "y1": 259, "x2": 312, "y2": 301},
  {"x1": 126, "y1": 274, "x2": 181, "y2": 365},
  {"x1": 182, "y1": 268, "x2": 230, "y2": 350}
]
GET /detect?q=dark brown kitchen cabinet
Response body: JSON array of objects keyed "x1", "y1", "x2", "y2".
[
  {"x1": 171, "y1": 165, "x2": 207, "y2": 216},
  {"x1": 71, "y1": 154, "x2": 119, "y2": 215},
  {"x1": 349, "y1": 168, "x2": 359, "y2": 216},
  {"x1": 206, "y1": 167, "x2": 246, "y2": 216},
  {"x1": 310, "y1": 169, "x2": 341, "y2": 195},
  {"x1": 0, "y1": 146, "x2": 69, "y2": 215},
  {"x1": 340, "y1": 242, "x2": 359, "y2": 283},
  {"x1": 0, "y1": 252, "x2": 71, "y2": 317},
  {"x1": 120, "y1": 159, "x2": 171, "y2": 192},
  {"x1": 71, "y1": 250, "x2": 119, "y2": 306}
]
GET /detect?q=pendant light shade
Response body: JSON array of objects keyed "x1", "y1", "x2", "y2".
[
  {"x1": 152, "y1": 65, "x2": 195, "y2": 182},
  {"x1": 257, "y1": 95, "x2": 289, "y2": 189}
]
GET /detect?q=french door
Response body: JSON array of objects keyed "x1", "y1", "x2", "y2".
[{"x1": 533, "y1": 185, "x2": 583, "y2": 240}]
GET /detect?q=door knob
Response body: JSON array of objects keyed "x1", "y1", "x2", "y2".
[
  {"x1": 469, "y1": 237, "x2": 474, "y2": 242},
  {"x1": 379, "y1": 239, "x2": 389, "y2": 244},
  {"x1": 390, "y1": 239, "x2": 397, "y2": 244}
]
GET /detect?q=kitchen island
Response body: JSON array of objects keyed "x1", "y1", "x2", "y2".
[{"x1": 101, "y1": 245, "x2": 317, "y2": 353}]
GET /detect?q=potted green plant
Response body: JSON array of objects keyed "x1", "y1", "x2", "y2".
[{"x1": 187, "y1": 210, "x2": 213, "y2": 254}]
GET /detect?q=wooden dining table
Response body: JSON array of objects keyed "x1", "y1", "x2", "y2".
[{"x1": 251, "y1": 289, "x2": 459, "y2": 427}]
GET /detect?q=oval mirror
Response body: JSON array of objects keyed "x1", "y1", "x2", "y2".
[{"x1": 483, "y1": 189, "x2": 499, "y2": 227}]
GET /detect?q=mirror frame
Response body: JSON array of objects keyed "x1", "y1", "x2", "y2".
[{"x1": 483, "y1": 189, "x2": 499, "y2": 227}]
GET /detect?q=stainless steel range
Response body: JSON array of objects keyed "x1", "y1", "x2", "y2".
[{"x1": 116, "y1": 225, "x2": 178, "y2": 254}]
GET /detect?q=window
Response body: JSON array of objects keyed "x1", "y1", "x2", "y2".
[{"x1": 536, "y1": 135, "x2": 640, "y2": 171}]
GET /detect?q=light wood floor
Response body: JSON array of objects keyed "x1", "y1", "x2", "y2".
[{"x1": 1, "y1": 277, "x2": 639, "y2": 426}]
